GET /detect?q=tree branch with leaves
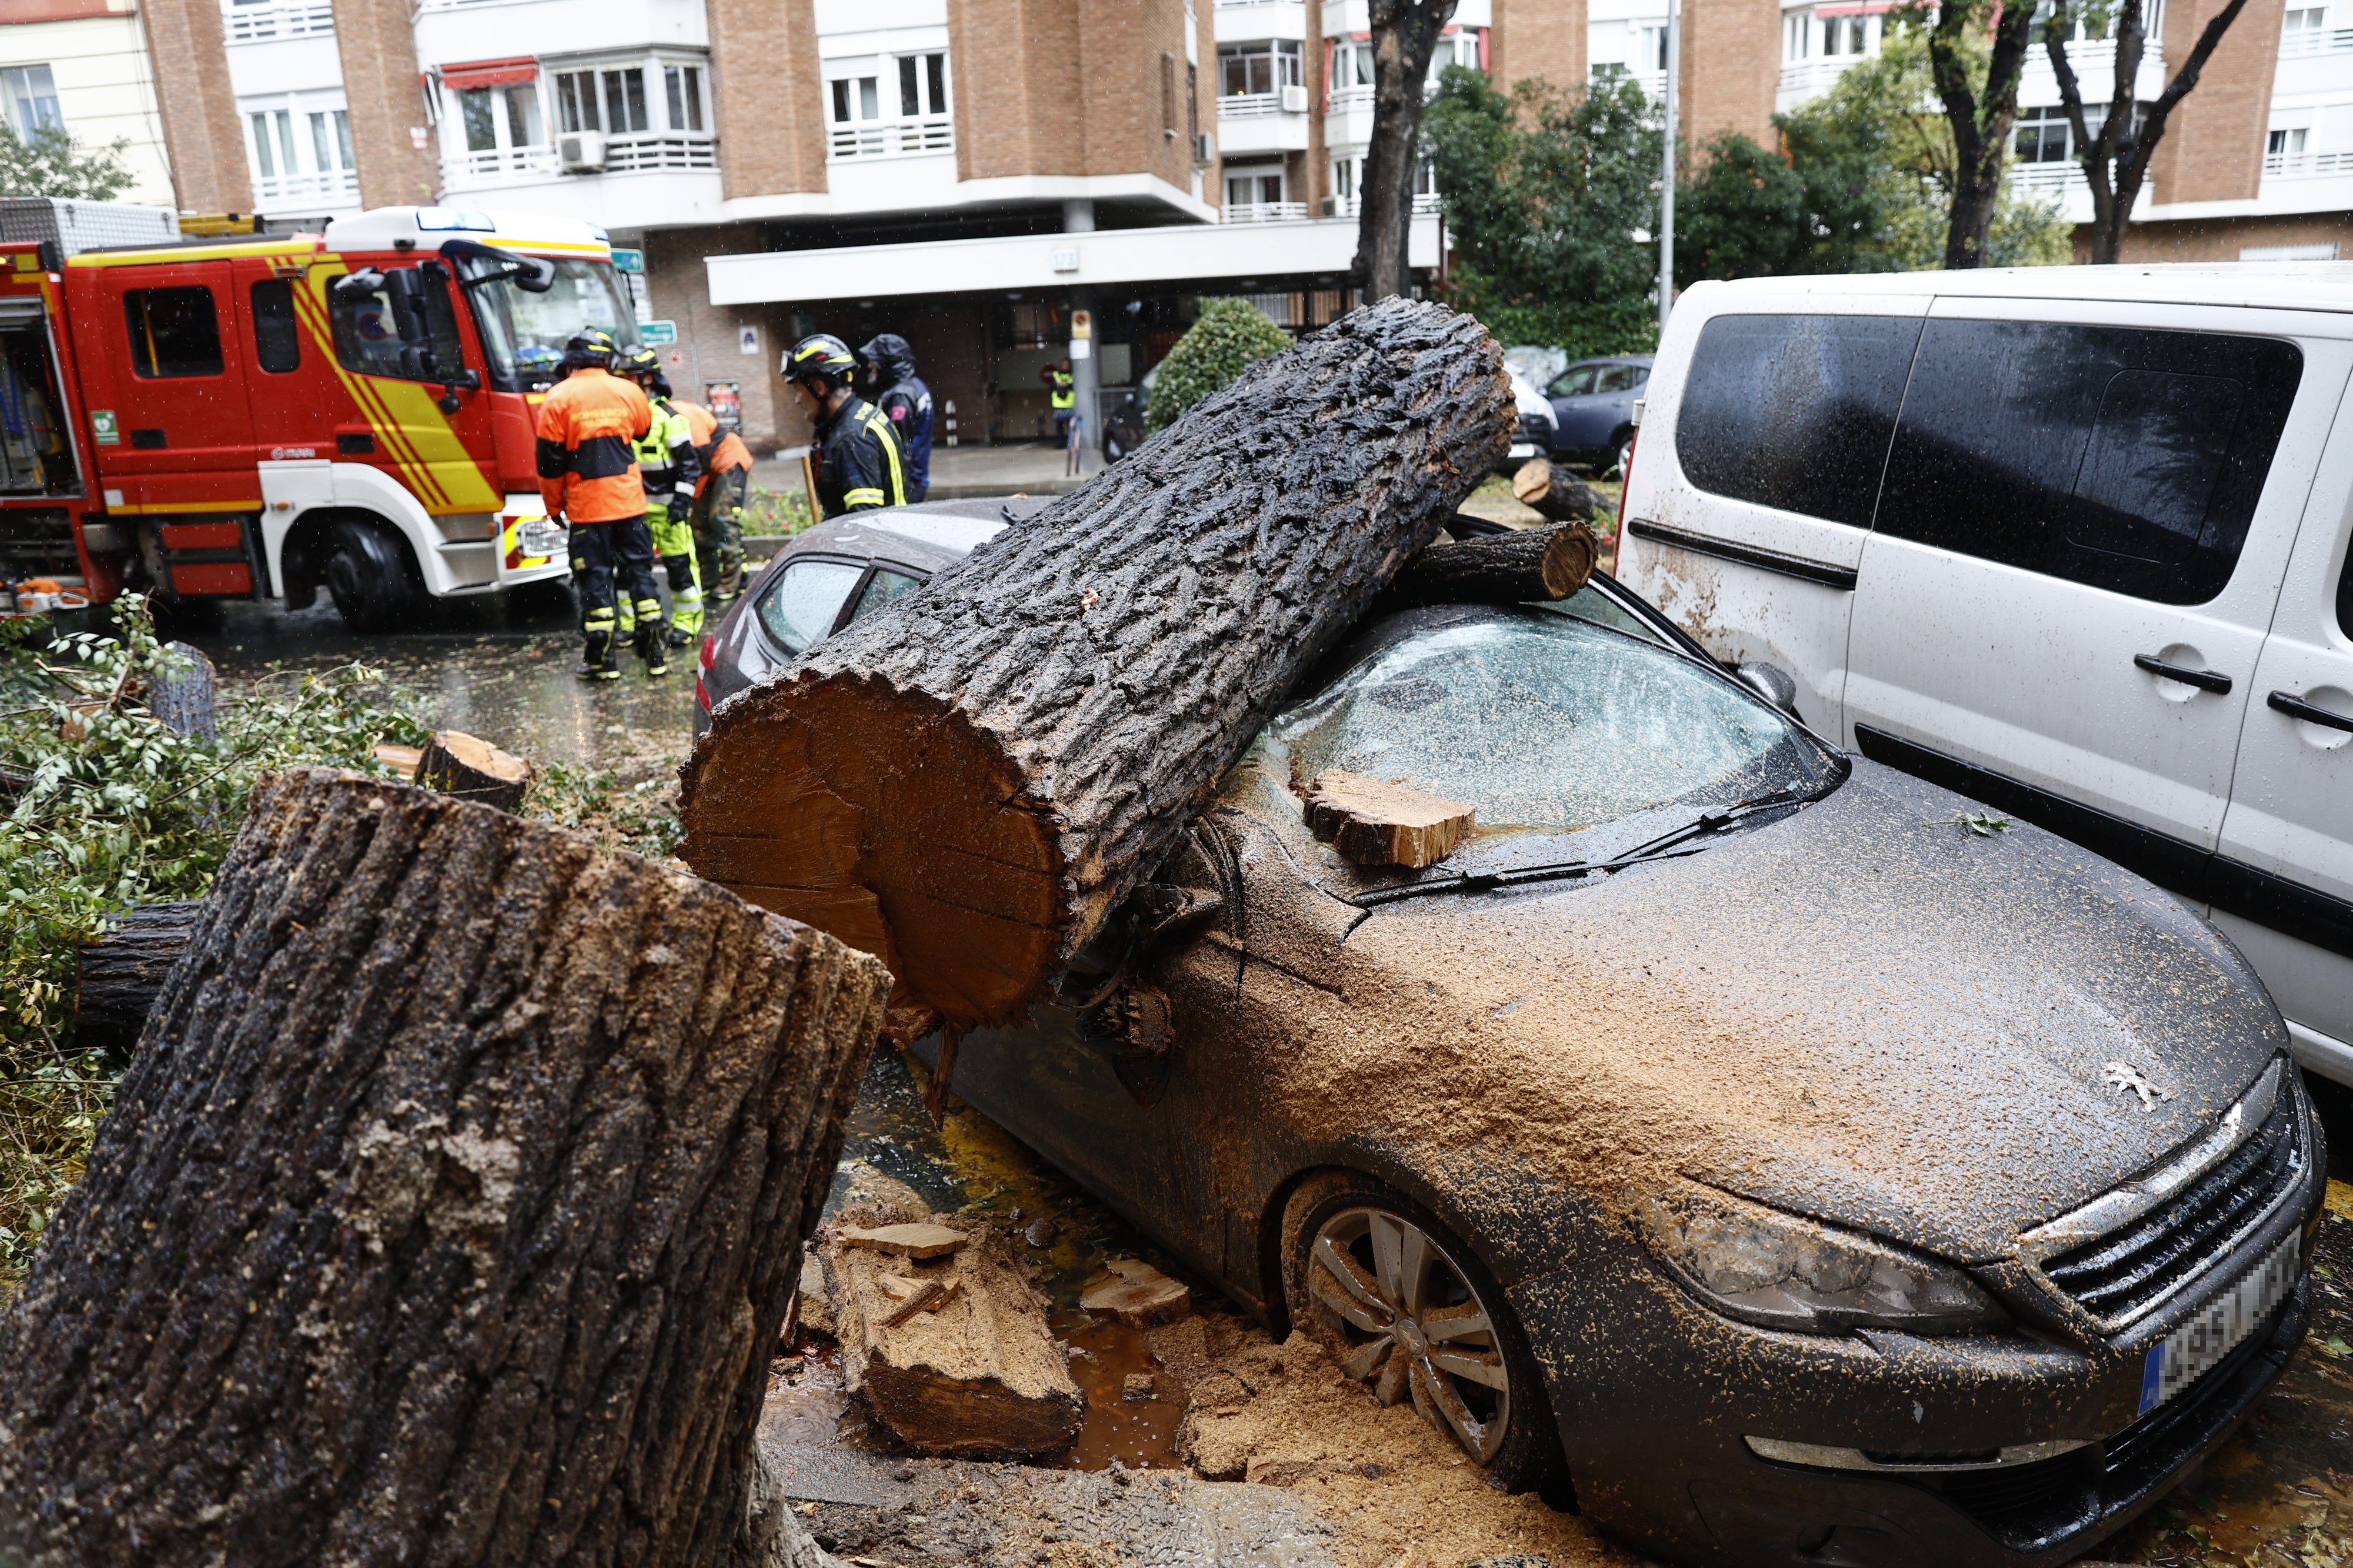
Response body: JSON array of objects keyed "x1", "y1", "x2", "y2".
[
  {"x1": 0, "y1": 126, "x2": 136, "y2": 203},
  {"x1": 1354, "y1": 0, "x2": 1458, "y2": 301}
]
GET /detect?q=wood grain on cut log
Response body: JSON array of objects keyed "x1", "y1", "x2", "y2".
[
  {"x1": 682, "y1": 298, "x2": 1511, "y2": 1029},
  {"x1": 821, "y1": 1207, "x2": 1084, "y2": 1458},
  {"x1": 414, "y1": 729, "x2": 534, "y2": 811},
  {"x1": 1305, "y1": 770, "x2": 1476, "y2": 868},
  {"x1": 1383, "y1": 521, "x2": 1599, "y2": 610},
  {"x1": 72, "y1": 899, "x2": 201, "y2": 1058},
  {"x1": 0, "y1": 768, "x2": 890, "y2": 1568},
  {"x1": 1511, "y1": 456, "x2": 1606, "y2": 523}
]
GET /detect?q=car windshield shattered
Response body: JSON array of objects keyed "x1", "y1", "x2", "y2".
[{"x1": 1262, "y1": 606, "x2": 1839, "y2": 845}]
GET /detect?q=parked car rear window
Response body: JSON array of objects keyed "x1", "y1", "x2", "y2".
[
  {"x1": 1548, "y1": 366, "x2": 1598, "y2": 397},
  {"x1": 1267, "y1": 609, "x2": 1833, "y2": 837},
  {"x1": 124, "y1": 286, "x2": 224, "y2": 379},
  {"x1": 846, "y1": 567, "x2": 924, "y2": 625},
  {"x1": 1874, "y1": 321, "x2": 2302, "y2": 604},
  {"x1": 1676, "y1": 313, "x2": 1922, "y2": 529},
  {"x1": 755, "y1": 558, "x2": 864, "y2": 653}
]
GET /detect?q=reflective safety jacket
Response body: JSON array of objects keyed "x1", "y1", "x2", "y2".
[
  {"x1": 675, "y1": 400, "x2": 755, "y2": 494},
  {"x1": 812, "y1": 393, "x2": 906, "y2": 517},
  {"x1": 633, "y1": 395, "x2": 702, "y2": 515},
  {"x1": 1048, "y1": 369, "x2": 1075, "y2": 411},
  {"x1": 535, "y1": 367, "x2": 652, "y2": 524}
]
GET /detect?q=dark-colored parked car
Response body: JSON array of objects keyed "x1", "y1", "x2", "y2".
[
  {"x1": 1548, "y1": 354, "x2": 1652, "y2": 476},
  {"x1": 699, "y1": 502, "x2": 2326, "y2": 1568}
]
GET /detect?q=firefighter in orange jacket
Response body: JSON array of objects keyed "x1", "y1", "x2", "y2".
[
  {"x1": 537, "y1": 328, "x2": 666, "y2": 681},
  {"x1": 674, "y1": 397, "x2": 755, "y2": 603}
]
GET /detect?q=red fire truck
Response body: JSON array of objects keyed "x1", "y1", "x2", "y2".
[{"x1": 0, "y1": 202, "x2": 646, "y2": 629}]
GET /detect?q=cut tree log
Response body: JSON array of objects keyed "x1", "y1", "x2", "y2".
[
  {"x1": 821, "y1": 1206, "x2": 1084, "y2": 1458},
  {"x1": 72, "y1": 899, "x2": 201, "y2": 1058},
  {"x1": 1511, "y1": 456, "x2": 1606, "y2": 523},
  {"x1": 0, "y1": 768, "x2": 890, "y2": 1568},
  {"x1": 1079, "y1": 1257, "x2": 1194, "y2": 1328},
  {"x1": 414, "y1": 728, "x2": 533, "y2": 811},
  {"x1": 838, "y1": 1220, "x2": 970, "y2": 1259},
  {"x1": 1382, "y1": 521, "x2": 1599, "y2": 611},
  {"x1": 1304, "y1": 770, "x2": 1476, "y2": 868},
  {"x1": 682, "y1": 298, "x2": 1510, "y2": 1030},
  {"x1": 149, "y1": 641, "x2": 217, "y2": 743}
]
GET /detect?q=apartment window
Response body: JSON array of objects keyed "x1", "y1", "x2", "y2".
[
  {"x1": 1334, "y1": 40, "x2": 1375, "y2": 86},
  {"x1": 124, "y1": 287, "x2": 224, "y2": 379},
  {"x1": 554, "y1": 66, "x2": 669, "y2": 135},
  {"x1": 2283, "y1": 5, "x2": 2328, "y2": 29},
  {"x1": 2015, "y1": 103, "x2": 2144, "y2": 162},
  {"x1": 1637, "y1": 25, "x2": 1669, "y2": 71},
  {"x1": 1162, "y1": 51, "x2": 1177, "y2": 134},
  {"x1": 244, "y1": 91, "x2": 354, "y2": 200},
  {"x1": 459, "y1": 85, "x2": 542, "y2": 153},
  {"x1": 1219, "y1": 40, "x2": 1301, "y2": 96},
  {"x1": 1818, "y1": 15, "x2": 1871, "y2": 55},
  {"x1": 2268, "y1": 127, "x2": 2309, "y2": 156},
  {"x1": 1225, "y1": 165, "x2": 1285, "y2": 208},
  {"x1": 665, "y1": 65, "x2": 704, "y2": 131},
  {"x1": 828, "y1": 50, "x2": 954, "y2": 158},
  {"x1": 1, "y1": 65, "x2": 62, "y2": 141},
  {"x1": 1784, "y1": 14, "x2": 1811, "y2": 59}
]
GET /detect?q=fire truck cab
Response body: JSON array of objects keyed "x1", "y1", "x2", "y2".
[{"x1": 0, "y1": 203, "x2": 645, "y2": 629}]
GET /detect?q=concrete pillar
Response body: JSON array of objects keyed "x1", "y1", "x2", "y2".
[{"x1": 1064, "y1": 201, "x2": 1100, "y2": 459}]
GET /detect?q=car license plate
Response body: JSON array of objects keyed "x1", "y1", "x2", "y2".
[{"x1": 2139, "y1": 1230, "x2": 2300, "y2": 1413}]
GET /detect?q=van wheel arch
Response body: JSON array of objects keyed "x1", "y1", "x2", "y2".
[{"x1": 298, "y1": 511, "x2": 422, "y2": 631}]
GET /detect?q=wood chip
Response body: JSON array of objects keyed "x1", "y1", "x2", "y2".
[
  {"x1": 1304, "y1": 770, "x2": 1475, "y2": 869},
  {"x1": 372, "y1": 744, "x2": 424, "y2": 782},
  {"x1": 836, "y1": 1222, "x2": 969, "y2": 1259},
  {"x1": 1081, "y1": 1258, "x2": 1192, "y2": 1328},
  {"x1": 881, "y1": 1280, "x2": 946, "y2": 1327}
]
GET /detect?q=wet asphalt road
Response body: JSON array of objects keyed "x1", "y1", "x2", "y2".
[{"x1": 175, "y1": 590, "x2": 2353, "y2": 1568}]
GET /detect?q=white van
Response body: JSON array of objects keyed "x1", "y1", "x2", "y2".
[{"x1": 1617, "y1": 264, "x2": 2353, "y2": 1088}]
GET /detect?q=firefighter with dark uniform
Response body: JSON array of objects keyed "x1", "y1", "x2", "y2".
[
  {"x1": 856, "y1": 332, "x2": 933, "y2": 502},
  {"x1": 672, "y1": 396, "x2": 755, "y2": 602},
  {"x1": 616, "y1": 348, "x2": 704, "y2": 647},
  {"x1": 536, "y1": 327, "x2": 666, "y2": 680},
  {"x1": 784, "y1": 333, "x2": 907, "y2": 518}
]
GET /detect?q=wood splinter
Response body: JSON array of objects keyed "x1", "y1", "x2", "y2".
[{"x1": 1305, "y1": 770, "x2": 1476, "y2": 869}]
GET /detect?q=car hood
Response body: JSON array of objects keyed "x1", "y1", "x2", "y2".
[{"x1": 1227, "y1": 759, "x2": 2286, "y2": 1263}]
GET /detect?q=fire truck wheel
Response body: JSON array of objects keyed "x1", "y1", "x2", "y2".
[{"x1": 324, "y1": 519, "x2": 419, "y2": 633}]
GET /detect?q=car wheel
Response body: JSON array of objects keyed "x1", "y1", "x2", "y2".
[
  {"x1": 1605, "y1": 434, "x2": 1633, "y2": 482},
  {"x1": 1282, "y1": 1171, "x2": 1566, "y2": 1496},
  {"x1": 324, "y1": 519, "x2": 418, "y2": 633}
]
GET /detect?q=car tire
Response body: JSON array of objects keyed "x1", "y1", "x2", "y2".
[
  {"x1": 324, "y1": 519, "x2": 418, "y2": 633},
  {"x1": 1281, "y1": 1170, "x2": 1568, "y2": 1500},
  {"x1": 1605, "y1": 433, "x2": 1633, "y2": 482}
]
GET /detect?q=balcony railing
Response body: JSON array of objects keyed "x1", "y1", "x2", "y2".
[
  {"x1": 1777, "y1": 58, "x2": 1857, "y2": 94},
  {"x1": 2280, "y1": 24, "x2": 2353, "y2": 52},
  {"x1": 1218, "y1": 91, "x2": 1297, "y2": 119},
  {"x1": 2265, "y1": 149, "x2": 2353, "y2": 178},
  {"x1": 1328, "y1": 84, "x2": 1372, "y2": 114},
  {"x1": 828, "y1": 114, "x2": 953, "y2": 159},
  {"x1": 255, "y1": 168, "x2": 358, "y2": 205},
  {"x1": 1225, "y1": 201, "x2": 1309, "y2": 222},
  {"x1": 604, "y1": 134, "x2": 717, "y2": 172},
  {"x1": 222, "y1": 0, "x2": 333, "y2": 42},
  {"x1": 442, "y1": 135, "x2": 715, "y2": 189},
  {"x1": 1319, "y1": 192, "x2": 1442, "y2": 217},
  {"x1": 444, "y1": 145, "x2": 558, "y2": 186},
  {"x1": 2009, "y1": 159, "x2": 2084, "y2": 189}
]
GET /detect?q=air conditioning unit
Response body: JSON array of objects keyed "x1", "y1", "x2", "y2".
[
  {"x1": 557, "y1": 131, "x2": 606, "y2": 173},
  {"x1": 1279, "y1": 84, "x2": 1309, "y2": 114},
  {"x1": 1192, "y1": 130, "x2": 1215, "y2": 165}
]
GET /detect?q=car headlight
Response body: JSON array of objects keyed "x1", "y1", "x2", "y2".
[{"x1": 1634, "y1": 1183, "x2": 2005, "y2": 1335}]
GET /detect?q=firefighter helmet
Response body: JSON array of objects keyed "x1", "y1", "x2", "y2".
[
  {"x1": 617, "y1": 346, "x2": 663, "y2": 378},
  {"x1": 565, "y1": 326, "x2": 621, "y2": 366},
  {"x1": 784, "y1": 333, "x2": 856, "y2": 389}
]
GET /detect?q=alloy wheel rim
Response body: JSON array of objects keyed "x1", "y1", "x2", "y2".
[{"x1": 1307, "y1": 1205, "x2": 1510, "y2": 1464}]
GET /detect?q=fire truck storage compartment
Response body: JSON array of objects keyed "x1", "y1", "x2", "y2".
[{"x1": 0, "y1": 297, "x2": 75, "y2": 496}]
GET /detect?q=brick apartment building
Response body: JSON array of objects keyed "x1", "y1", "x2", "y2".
[{"x1": 118, "y1": 0, "x2": 2352, "y2": 452}]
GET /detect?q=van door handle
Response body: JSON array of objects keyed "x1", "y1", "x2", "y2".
[
  {"x1": 2134, "y1": 654, "x2": 2232, "y2": 694},
  {"x1": 2268, "y1": 690, "x2": 2353, "y2": 733}
]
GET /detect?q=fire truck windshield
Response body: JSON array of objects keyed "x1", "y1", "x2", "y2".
[{"x1": 458, "y1": 255, "x2": 641, "y2": 392}]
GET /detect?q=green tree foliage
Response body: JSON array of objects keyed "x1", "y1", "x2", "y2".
[
  {"x1": 1425, "y1": 68, "x2": 1661, "y2": 314},
  {"x1": 0, "y1": 125, "x2": 136, "y2": 203},
  {"x1": 1144, "y1": 296, "x2": 1294, "y2": 435}
]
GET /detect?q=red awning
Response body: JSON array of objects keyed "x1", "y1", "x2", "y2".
[{"x1": 440, "y1": 56, "x2": 538, "y2": 89}]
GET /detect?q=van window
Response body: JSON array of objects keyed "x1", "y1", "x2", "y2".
[
  {"x1": 124, "y1": 286, "x2": 224, "y2": 378},
  {"x1": 1875, "y1": 321, "x2": 2302, "y2": 604},
  {"x1": 249, "y1": 279, "x2": 301, "y2": 373},
  {"x1": 328, "y1": 269, "x2": 465, "y2": 383},
  {"x1": 1677, "y1": 314, "x2": 1922, "y2": 530}
]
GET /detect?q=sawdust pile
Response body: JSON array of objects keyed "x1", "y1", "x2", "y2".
[{"x1": 1149, "y1": 1314, "x2": 1631, "y2": 1568}]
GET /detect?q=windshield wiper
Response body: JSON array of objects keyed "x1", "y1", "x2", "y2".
[{"x1": 1350, "y1": 788, "x2": 1812, "y2": 910}]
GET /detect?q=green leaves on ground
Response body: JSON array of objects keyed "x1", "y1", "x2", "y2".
[
  {"x1": 1949, "y1": 812, "x2": 2014, "y2": 836},
  {"x1": 1144, "y1": 298, "x2": 1295, "y2": 436}
]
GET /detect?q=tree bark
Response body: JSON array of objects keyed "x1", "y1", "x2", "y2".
[
  {"x1": 681, "y1": 298, "x2": 1510, "y2": 1030},
  {"x1": 0, "y1": 768, "x2": 889, "y2": 1568},
  {"x1": 414, "y1": 729, "x2": 535, "y2": 812},
  {"x1": 819, "y1": 1209, "x2": 1084, "y2": 1459},
  {"x1": 1931, "y1": 0, "x2": 2039, "y2": 268},
  {"x1": 1381, "y1": 522, "x2": 1598, "y2": 610},
  {"x1": 1509, "y1": 457, "x2": 1604, "y2": 524},
  {"x1": 1353, "y1": 0, "x2": 1458, "y2": 300},
  {"x1": 73, "y1": 899, "x2": 202, "y2": 1059}
]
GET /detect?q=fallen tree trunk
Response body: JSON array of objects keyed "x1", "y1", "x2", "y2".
[
  {"x1": 682, "y1": 298, "x2": 1510, "y2": 1029},
  {"x1": 821, "y1": 1207, "x2": 1084, "y2": 1458},
  {"x1": 1382, "y1": 521, "x2": 1598, "y2": 611},
  {"x1": 0, "y1": 768, "x2": 889, "y2": 1568},
  {"x1": 1511, "y1": 456, "x2": 1606, "y2": 523},
  {"x1": 73, "y1": 899, "x2": 201, "y2": 1057}
]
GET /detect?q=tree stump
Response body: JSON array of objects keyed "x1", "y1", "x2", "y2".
[
  {"x1": 820, "y1": 1207, "x2": 1083, "y2": 1459},
  {"x1": 414, "y1": 729, "x2": 534, "y2": 812},
  {"x1": 149, "y1": 642, "x2": 217, "y2": 743},
  {"x1": 1511, "y1": 457, "x2": 1606, "y2": 523},
  {"x1": 1382, "y1": 522, "x2": 1599, "y2": 611},
  {"x1": 682, "y1": 298, "x2": 1511, "y2": 1029},
  {"x1": 0, "y1": 768, "x2": 891, "y2": 1568},
  {"x1": 72, "y1": 899, "x2": 202, "y2": 1059}
]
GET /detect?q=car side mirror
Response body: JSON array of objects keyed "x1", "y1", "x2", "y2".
[{"x1": 1737, "y1": 660, "x2": 1800, "y2": 713}]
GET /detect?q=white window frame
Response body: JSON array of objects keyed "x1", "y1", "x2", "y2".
[
  {"x1": 1, "y1": 65, "x2": 63, "y2": 142},
  {"x1": 826, "y1": 49, "x2": 953, "y2": 160},
  {"x1": 537, "y1": 51, "x2": 715, "y2": 175},
  {"x1": 443, "y1": 77, "x2": 551, "y2": 182},
  {"x1": 241, "y1": 89, "x2": 358, "y2": 208}
]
